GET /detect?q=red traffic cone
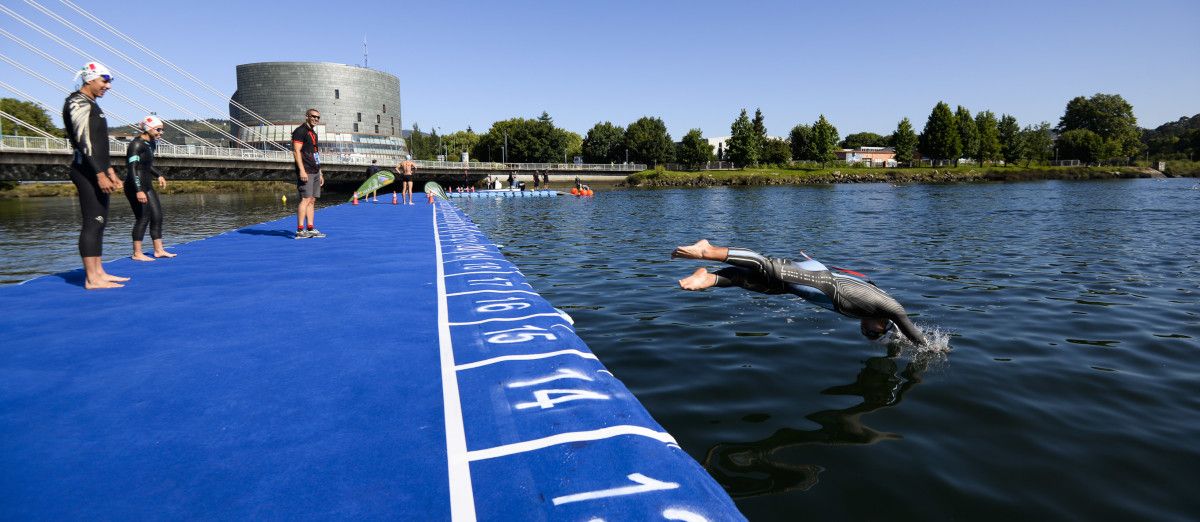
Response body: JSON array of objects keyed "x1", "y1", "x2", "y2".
[
  {"x1": 392, "y1": 191, "x2": 398, "y2": 205},
  {"x1": 352, "y1": 192, "x2": 359, "y2": 205}
]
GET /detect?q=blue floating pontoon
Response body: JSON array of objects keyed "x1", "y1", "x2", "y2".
[
  {"x1": 0, "y1": 200, "x2": 742, "y2": 520},
  {"x1": 448, "y1": 189, "x2": 560, "y2": 198}
]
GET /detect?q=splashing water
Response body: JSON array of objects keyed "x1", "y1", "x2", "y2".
[{"x1": 888, "y1": 324, "x2": 953, "y2": 359}]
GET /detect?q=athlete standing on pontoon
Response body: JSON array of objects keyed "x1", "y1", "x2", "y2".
[
  {"x1": 124, "y1": 115, "x2": 176, "y2": 261},
  {"x1": 63, "y1": 61, "x2": 129, "y2": 289},
  {"x1": 395, "y1": 155, "x2": 416, "y2": 205},
  {"x1": 672, "y1": 239, "x2": 926, "y2": 344}
]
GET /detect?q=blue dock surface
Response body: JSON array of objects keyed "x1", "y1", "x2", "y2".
[{"x1": 0, "y1": 200, "x2": 743, "y2": 520}]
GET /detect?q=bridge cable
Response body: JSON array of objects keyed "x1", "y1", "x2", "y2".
[
  {"x1": 0, "y1": 52, "x2": 147, "y2": 138},
  {"x1": 10, "y1": 2, "x2": 252, "y2": 149},
  {"x1": 18, "y1": 0, "x2": 288, "y2": 152},
  {"x1": 0, "y1": 27, "x2": 233, "y2": 148},
  {"x1": 0, "y1": 108, "x2": 60, "y2": 139},
  {"x1": 56, "y1": 0, "x2": 283, "y2": 133}
]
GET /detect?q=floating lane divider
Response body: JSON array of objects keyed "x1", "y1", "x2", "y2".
[
  {"x1": 432, "y1": 199, "x2": 744, "y2": 521},
  {"x1": 448, "y1": 189, "x2": 560, "y2": 198}
]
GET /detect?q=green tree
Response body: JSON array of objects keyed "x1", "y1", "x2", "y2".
[
  {"x1": 891, "y1": 118, "x2": 918, "y2": 166},
  {"x1": 1019, "y1": 122, "x2": 1054, "y2": 166},
  {"x1": 581, "y1": 121, "x2": 626, "y2": 163},
  {"x1": 0, "y1": 98, "x2": 61, "y2": 137},
  {"x1": 562, "y1": 130, "x2": 583, "y2": 163},
  {"x1": 624, "y1": 116, "x2": 674, "y2": 166},
  {"x1": 1057, "y1": 93, "x2": 1142, "y2": 159},
  {"x1": 955, "y1": 105, "x2": 978, "y2": 164},
  {"x1": 443, "y1": 128, "x2": 480, "y2": 160},
  {"x1": 676, "y1": 129, "x2": 714, "y2": 169},
  {"x1": 471, "y1": 114, "x2": 572, "y2": 163},
  {"x1": 975, "y1": 110, "x2": 1001, "y2": 165},
  {"x1": 408, "y1": 123, "x2": 430, "y2": 159},
  {"x1": 840, "y1": 132, "x2": 886, "y2": 149},
  {"x1": 919, "y1": 101, "x2": 961, "y2": 163},
  {"x1": 998, "y1": 114, "x2": 1022, "y2": 165},
  {"x1": 750, "y1": 108, "x2": 767, "y2": 162},
  {"x1": 727, "y1": 109, "x2": 759, "y2": 167},
  {"x1": 789, "y1": 124, "x2": 814, "y2": 161},
  {"x1": 811, "y1": 114, "x2": 840, "y2": 166},
  {"x1": 761, "y1": 138, "x2": 792, "y2": 165},
  {"x1": 1057, "y1": 128, "x2": 1104, "y2": 163}
]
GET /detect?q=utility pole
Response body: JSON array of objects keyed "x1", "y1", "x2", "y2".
[{"x1": 503, "y1": 131, "x2": 508, "y2": 163}]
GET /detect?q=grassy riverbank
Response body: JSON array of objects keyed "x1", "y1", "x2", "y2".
[
  {"x1": 624, "y1": 164, "x2": 1185, "y2": 187},
  {"x1": 0, "y1": 180, "x2": 298, "y2": 199}
]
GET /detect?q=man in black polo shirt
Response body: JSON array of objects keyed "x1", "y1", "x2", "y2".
[{"x1": 292, "y1": 108, "x2": 325, "y2": 239}]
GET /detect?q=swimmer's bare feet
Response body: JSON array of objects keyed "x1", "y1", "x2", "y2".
[
  {"x1": 85, "y1": 278, "x2": 124, "y2": 290},
  {"x1": 154, "y1": 251, "x2": 176, "y2": 258},
  {"x1": 672, "y1": 239, "x2": 713, "y2": 260},
  {"x1": 132, "y1": 253, "x2": 155, "y2": 262},
  {"x1": 679, "y1": 267, "x2": 718, "y2": 290},
  {"x1": 101, "y1": 273, "x2": 131, "y2": 282}
]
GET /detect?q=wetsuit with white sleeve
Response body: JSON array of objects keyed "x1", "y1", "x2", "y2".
[{"x1": 62, "y1": 91, "x2": 111, "y2": 257}]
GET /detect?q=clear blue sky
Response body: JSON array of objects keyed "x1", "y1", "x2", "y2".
[{"x1": 3, "y1": 0, "x2": 1198, "y2": 139}]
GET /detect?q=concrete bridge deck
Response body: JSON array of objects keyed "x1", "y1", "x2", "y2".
[{"x1": 0, "y1": 135, "x2": 645, "y2": 182}]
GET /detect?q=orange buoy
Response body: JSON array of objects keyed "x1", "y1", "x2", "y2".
[{"x1": 570, "y1": 188, "x2": 579, "y2": 196}]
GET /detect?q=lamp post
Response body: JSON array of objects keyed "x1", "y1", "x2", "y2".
[{"x1": 503, "y1": 131, "x2": 508, "y2": 163}]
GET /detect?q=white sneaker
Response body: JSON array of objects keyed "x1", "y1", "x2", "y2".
[{"x1": 294, "y1": 230, "x2": 310, "y2": 239}]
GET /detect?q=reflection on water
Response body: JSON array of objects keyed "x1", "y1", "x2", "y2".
[
  {"x1": 704, "y1": 350, "x2": 932, "y2": 499},
  {"x1": 453, "y1": 179, "x2": 1200, "y2": 521}
]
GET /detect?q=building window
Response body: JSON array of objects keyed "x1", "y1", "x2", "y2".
[
  {"x1": 375, "y1": 125, "x2": 379, "y2": 134},
  {"x1": 390, "y1": 117, "x2": 394, "y2": 125},
  {"x1": 383, "y1": 104, "x2": 386, "y2": 113},
  {"x1": 376, "y1": 114, "x2": 381, "y2": 124},
  {"x1": 357, "y1": 112, "x2": 362, "y2": 122},
  {"x1": 334, "y1": 89, "x2": 340, "y2": 99},
  {"x1": 391, "y1": 126, "x2": 395, "y2": 134},
  {"x1": 353, "y1": 123, "x2": 359, "y2": 132}
]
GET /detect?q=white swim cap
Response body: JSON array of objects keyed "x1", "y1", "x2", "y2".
[
  {"x1": 74, "y1": 61, "x2": 113, "y2": 86},
  {"x1": 140, "y1": 115, "x2": 164, "y2": 132}
]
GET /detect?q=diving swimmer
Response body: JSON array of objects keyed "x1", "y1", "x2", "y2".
[{"x1": 673, "y1": 239, "x2": 925, "y2": 344}]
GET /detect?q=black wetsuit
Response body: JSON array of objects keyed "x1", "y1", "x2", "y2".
[
  {"x1": 62, "y1": 91, "x2": 111, "y2": 257},
  {"x1": 714, "y1": 248, "x2": 925, "y2": 344},
  {"x1": 123, "y1": 136, "x2": 165, "y2": 241}
]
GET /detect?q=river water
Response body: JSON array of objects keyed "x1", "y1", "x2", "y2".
[{"x1": 2, "y1": 179, "x2": 1198, "y2": 520}]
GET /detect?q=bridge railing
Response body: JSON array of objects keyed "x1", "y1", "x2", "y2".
[{"x1": 0, "y1": 134, "x2": 647, "y2": 171}]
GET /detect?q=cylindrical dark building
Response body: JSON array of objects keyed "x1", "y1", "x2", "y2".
[{"x1": 230, "y1": 61, "x2": 407, "y2": 158}]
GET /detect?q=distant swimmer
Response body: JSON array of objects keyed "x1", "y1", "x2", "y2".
[
  {"x1": 395, "y1": 155, "x2": 415, "y2": 205},
  {"x1": 124, "y1": 115, "x2": 176, "y2": 261},
  {"x1": 672, "y1": 239, "x2": 925, "y2": 344},
  {"x1": 63, "y1": 61, "x2": 129, "y2": 289}
]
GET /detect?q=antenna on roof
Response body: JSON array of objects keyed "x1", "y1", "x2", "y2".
[{"x1": 362, "y1": 35, "x2": 368, "y2": 68}]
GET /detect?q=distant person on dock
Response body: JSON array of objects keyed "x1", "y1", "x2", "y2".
[
  {"x1": 292, "y1": 108, "x2": 325, "y2": 238},
  {"x1": 123, "y1": 115, "x2": 176, "y2": 262},
  {"x1": 63, "y1": 61, "x2": 129, "y2": 289},
  {"x1": 672, "y1": 239, "x2": 926, "y2": 345},
  {"x1": 366, "y1": 159, "x2": 380, "y2": 201},
  {"x1": 395, "y1": 155, "x2": 416, "y2": 205},
  {"x1": 574, "y1": 176, "x2": 581, "y2": 190},
  {"x1": 543, "y1": 170, "x2": 550, "y2": 187},
  {"x1": 533, "y1": 172, "x2": 541, "y2": 189},
  {"x1": 507, "y1": 172, "x2": 515, "y2": 189}
]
